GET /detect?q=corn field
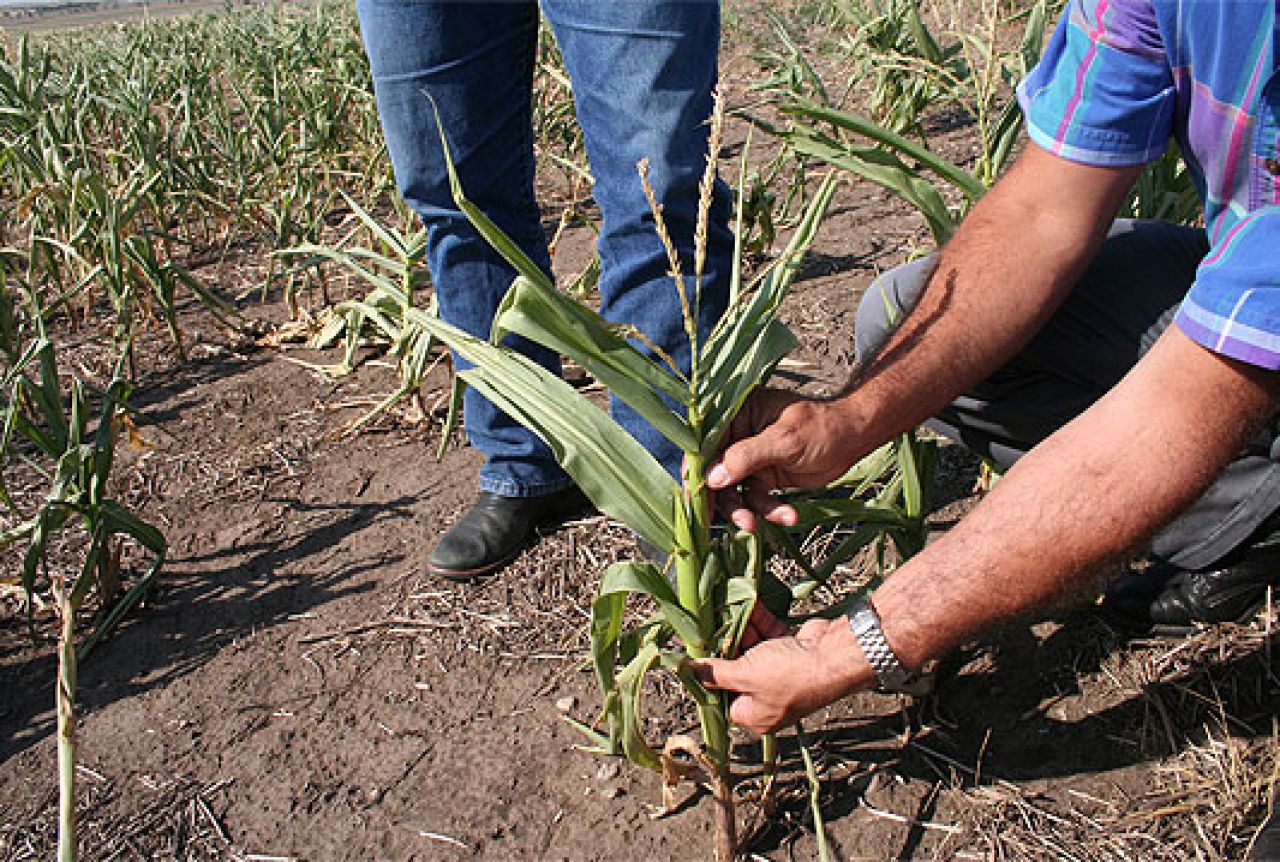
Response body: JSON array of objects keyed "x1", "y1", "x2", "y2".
[{"x1": 1, "y1": 1, "x2": 1268, "y2": 861}]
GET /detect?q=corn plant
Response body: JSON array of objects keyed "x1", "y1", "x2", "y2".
[
  {"x1": 1124, "y1": 142, "x2": 1201, "y2": 225},
  {"x1": 0, "y1": 324, "x2": 166, "y2": 862},
  {"x1": 403, "y1": 99, "x2": 941, "y2": 856},
  {"x1": 1, "y1": 3, "x2": 390, "y2": 361},
  {"x1": 754, "y1": 0, "x2": 1048, "y2": 244},
  {"x1": 277, "y1": 192, "x2": 462, "y2": 439}
]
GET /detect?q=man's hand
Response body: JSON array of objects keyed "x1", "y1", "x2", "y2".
[
  {"x1": 694, "y1": 614, "x2": 873, "y2": 735},
  {"x1": 706, "y1": 388, "x2": 864, "y2": 532},
  {"x1": 737, "y1": 601, "x2": 791, "y2": 651}
]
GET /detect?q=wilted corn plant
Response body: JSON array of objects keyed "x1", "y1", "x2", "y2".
[
  {"x1": 278, "y1": 192, "x2": 461, "y2": 440},
  {"x1": 1, "y1": 4, "x2": 386, "y2": 361},
  {"x1": 0, "y1": 307, "x2": 165, "y2": 862},
  {"x1": 403, "y1": 97, "x2": 936, "y2": 857},
  {"x1": 755, "y1": 0, "x2": 1048, "y2": 244}
]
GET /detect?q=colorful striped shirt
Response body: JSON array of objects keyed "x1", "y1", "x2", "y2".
[{"x1": 1017, "y1": 0, "x2": 1280, "y2": 370}]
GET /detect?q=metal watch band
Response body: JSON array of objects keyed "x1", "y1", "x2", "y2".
[{"x1": 847, "y1": 598, "x2": 914, "y2": 693}]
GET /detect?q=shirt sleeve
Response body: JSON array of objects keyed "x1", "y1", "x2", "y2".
[
  {"x1": 1175, "y1": 208, "x2": 1280, "y2": 370},
  {"x1": 1016, "y1": 0, "x2": 1175, "y2": 166}
]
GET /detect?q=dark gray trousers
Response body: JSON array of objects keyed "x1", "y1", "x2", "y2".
[{"x1": 855, "y1": 220, "x2": 1280, "y2": 569}]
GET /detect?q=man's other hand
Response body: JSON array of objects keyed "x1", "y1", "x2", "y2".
[
  {"x1": 693, "y1": 615, "x2": 871, "y2": 735},
  {"x1": 705, "y1": 388, "x2": 860, "y2": 532}
]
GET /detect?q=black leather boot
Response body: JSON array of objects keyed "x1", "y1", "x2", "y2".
[
  {"x1": 1101, "y1": 522, "x2": 1280, "y2": 636},
  {"x1": 427, "y1": 487, "x2": 592, "y2": 582},
  {"x1": 1250, "y1": 804, "x2": 1280, "y2": 861}
]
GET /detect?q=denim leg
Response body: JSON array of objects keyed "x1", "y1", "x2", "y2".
[
  {"x1": 543, "y1": 0, "x2": 732, "y2": 478},
  {"x1": 855, "y1": 220, "x2": 1280, "y2": 567},
  {"x1": 356, "y1": 0, "x2": 570, "y2": 497}
]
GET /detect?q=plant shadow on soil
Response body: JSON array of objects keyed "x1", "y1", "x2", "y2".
[{"x1": 1, "y1": 491, "x2": 415, "y2": 762}]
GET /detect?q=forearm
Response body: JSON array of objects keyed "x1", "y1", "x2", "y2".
[
  {"x1": 872, "y1": 327, "x2": 1280, "y2": 670},
  {"x1": 699, "y1": 326, "x2": 1278, "y2": 735},
  {"x1": 832, "y1": 146, "x2": 1141, "y2": 452}
]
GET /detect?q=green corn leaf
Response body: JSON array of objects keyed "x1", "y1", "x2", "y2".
[
  {"x1": 493, "y1": 276, "x2": 697, "y2": 452},
  {"x1": 590, "y1": 590, "x2": 625, "y2": 706},
  {"x1": 659, "y1": 649, "x2": 714, "y2": 707},
  {"x1": 437, "y1": 373, "x2": 465, "y2": 461},
  {"x1": 67, "y1": 525, "x2": 105, "y2": 608},
  {"x1": 716, "y1": 576, "x2": 758, "y2": 658},
  {"x1": 308, "y1": 310, "x2": 349, "y2": 351},
  {"x1": 615, "y1": 641, "x2": 662, "y2": 771},
  {"x1": 600, "y1": 561, "x2": 702, "y2": 648},
  {"x1": 700, "y1": 172, "x2": 836, "y2": 362},
  {"x1": 986, "y1": 97, "x2": 1025, "y2": 183},
  {"x1": 725, "y1": 575, "x2": 758, "y2": 606},
  {"x1": 566, "y1": 255, "x2": 601, "y2": 299},
  {"x1": 789, "y1": 498, "x2": 914, "y2": 531},
  {"x1": 68, "y1": 379, "x2": 87, "y2": 457},
  {"x1": 784, "y1": 127, "x2": 957, "y2": 243},
  {"x1": 6, "y1": 403, "x2": 57, "y2": 468},
  {"x1": 761, "y1": 519, "x2": 817, "y2": 585},
  {"x1": 331, "y1": 297, "x2": 402, "y2": 343},
  {"x1": 411, "y1": 310, "x2": 678, "y2": 550},
  {"x1": 2, "y1": 338, "x2": 45, "y2": 388},
  {"x1": 80, "y1": 499, "x2": 167, "y2": 658},
  {"x1": 0, "y1": 399, "x2": 21, "y2": 515},
  {"x1": 433, "y1": 100, "x2": 554, "y2": 293},
  {"x1": 90, "y1": 379, "x2": 131, "y2": 494},
  {"x1": 98, "y1": 499, "x2": 167, "y2": 556},
  {"x1": 22, "y1": 504, "x2": 71, "y2": 598},
  {"x1": 698, "y1": 319, "x2": 797, "y2": 459},
  {"x1": 697, "y1": 543, "x2": 726, "y2": 607},
  {"x1": 702, "y1": 529, "x2": 761, "y2": 606},
  {"x1": 825, "y1": 441, "x2": 898, "y2": 493},
  {"x1": 897, "y1": 433, "x2": 937, "y2": 520},
  {"x1": 289, "y1": 243, "x2": 403, "y2": 298},
  {"x1": 1020, "y1": 0, "x2": 1049, "y2": 74},
  {"x1": 807, "y1": 522, "x2": 889, "y2": 590},
  {"x1": 339, "y1": 189, "x2": 420, "y2": 261},
  {"x1": 696, "y1": 175, "x2": 837, "y2": 456},
  {"x1": 561, "y1": 714, "x2": 617, "y2": 755},
  {"x1": 168, "y1": 261, "x2": 239, "y2": 325},
  {"x1": 782, "y1": 98, "x2": 987, "y2": 202},
  {"x1": 0, "y1": 518, "x2": 37, "y2": 549},
  {"x1": 905, "y1": 0, "x2": 944, "y2": 65},
  {"x1": 33, "y1": 341, "x2": 68, "y2": 450}
]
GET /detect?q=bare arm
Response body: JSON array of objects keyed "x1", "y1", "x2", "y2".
[
  {"x1": 697, "y1": 328, "x2": 1279, "y2": 733},
  {"x1": 710, "y1": 145, "x2": 1143, "y2": 530},
  {"x1": 695, "y1": 144, "x2": 1279, "y2": 733}
]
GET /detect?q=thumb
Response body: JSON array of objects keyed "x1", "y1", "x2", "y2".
[
  {"x1": 691, "y1": 657, "x2": 748, "y2": 694},
  {"x1": 718, "y1": 425, "x2": 797, "y2": 486},
  {"x1": 727, "y1": 695, "x2": 772, "y2": 734}
]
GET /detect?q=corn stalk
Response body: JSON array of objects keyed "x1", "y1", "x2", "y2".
[{"x1": 1, "y1": 320, "x2": 166, "y2": 861}]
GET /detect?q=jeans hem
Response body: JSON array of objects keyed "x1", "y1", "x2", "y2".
[{"x1": 478, "y1": 477, "x2": 576, "y2": 498}]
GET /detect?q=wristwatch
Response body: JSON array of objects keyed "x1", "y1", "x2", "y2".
[{"x1": 847, "y1": 598, "x2": 914, "y2": 693}]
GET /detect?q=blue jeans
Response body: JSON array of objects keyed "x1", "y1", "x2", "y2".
[{"x1": 357, "y1": 0, "x2": 732, "y2": 497}]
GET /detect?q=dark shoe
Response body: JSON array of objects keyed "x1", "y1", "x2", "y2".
[
  {"x1": 1101, "y1": 529, "x2": 1280, "y2": 636},
  {"x1": 1250, "y1": 804, "x2": 1280, "y2": 861},
  {"x1": 428, "y1": 487, "x2": 592, "y2": 582}
]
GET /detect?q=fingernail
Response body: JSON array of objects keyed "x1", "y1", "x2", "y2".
[{"x1": 707, "y1": 464, "x2": 730, "y2": 488}]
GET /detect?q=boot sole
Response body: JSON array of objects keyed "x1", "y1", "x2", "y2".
[
  {"x1": 1096, "y1": 598, "x2": 1267, "y2": 638},
  {"x1": 427, "y1": 548, "x2": 523, "y2": 583}
]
